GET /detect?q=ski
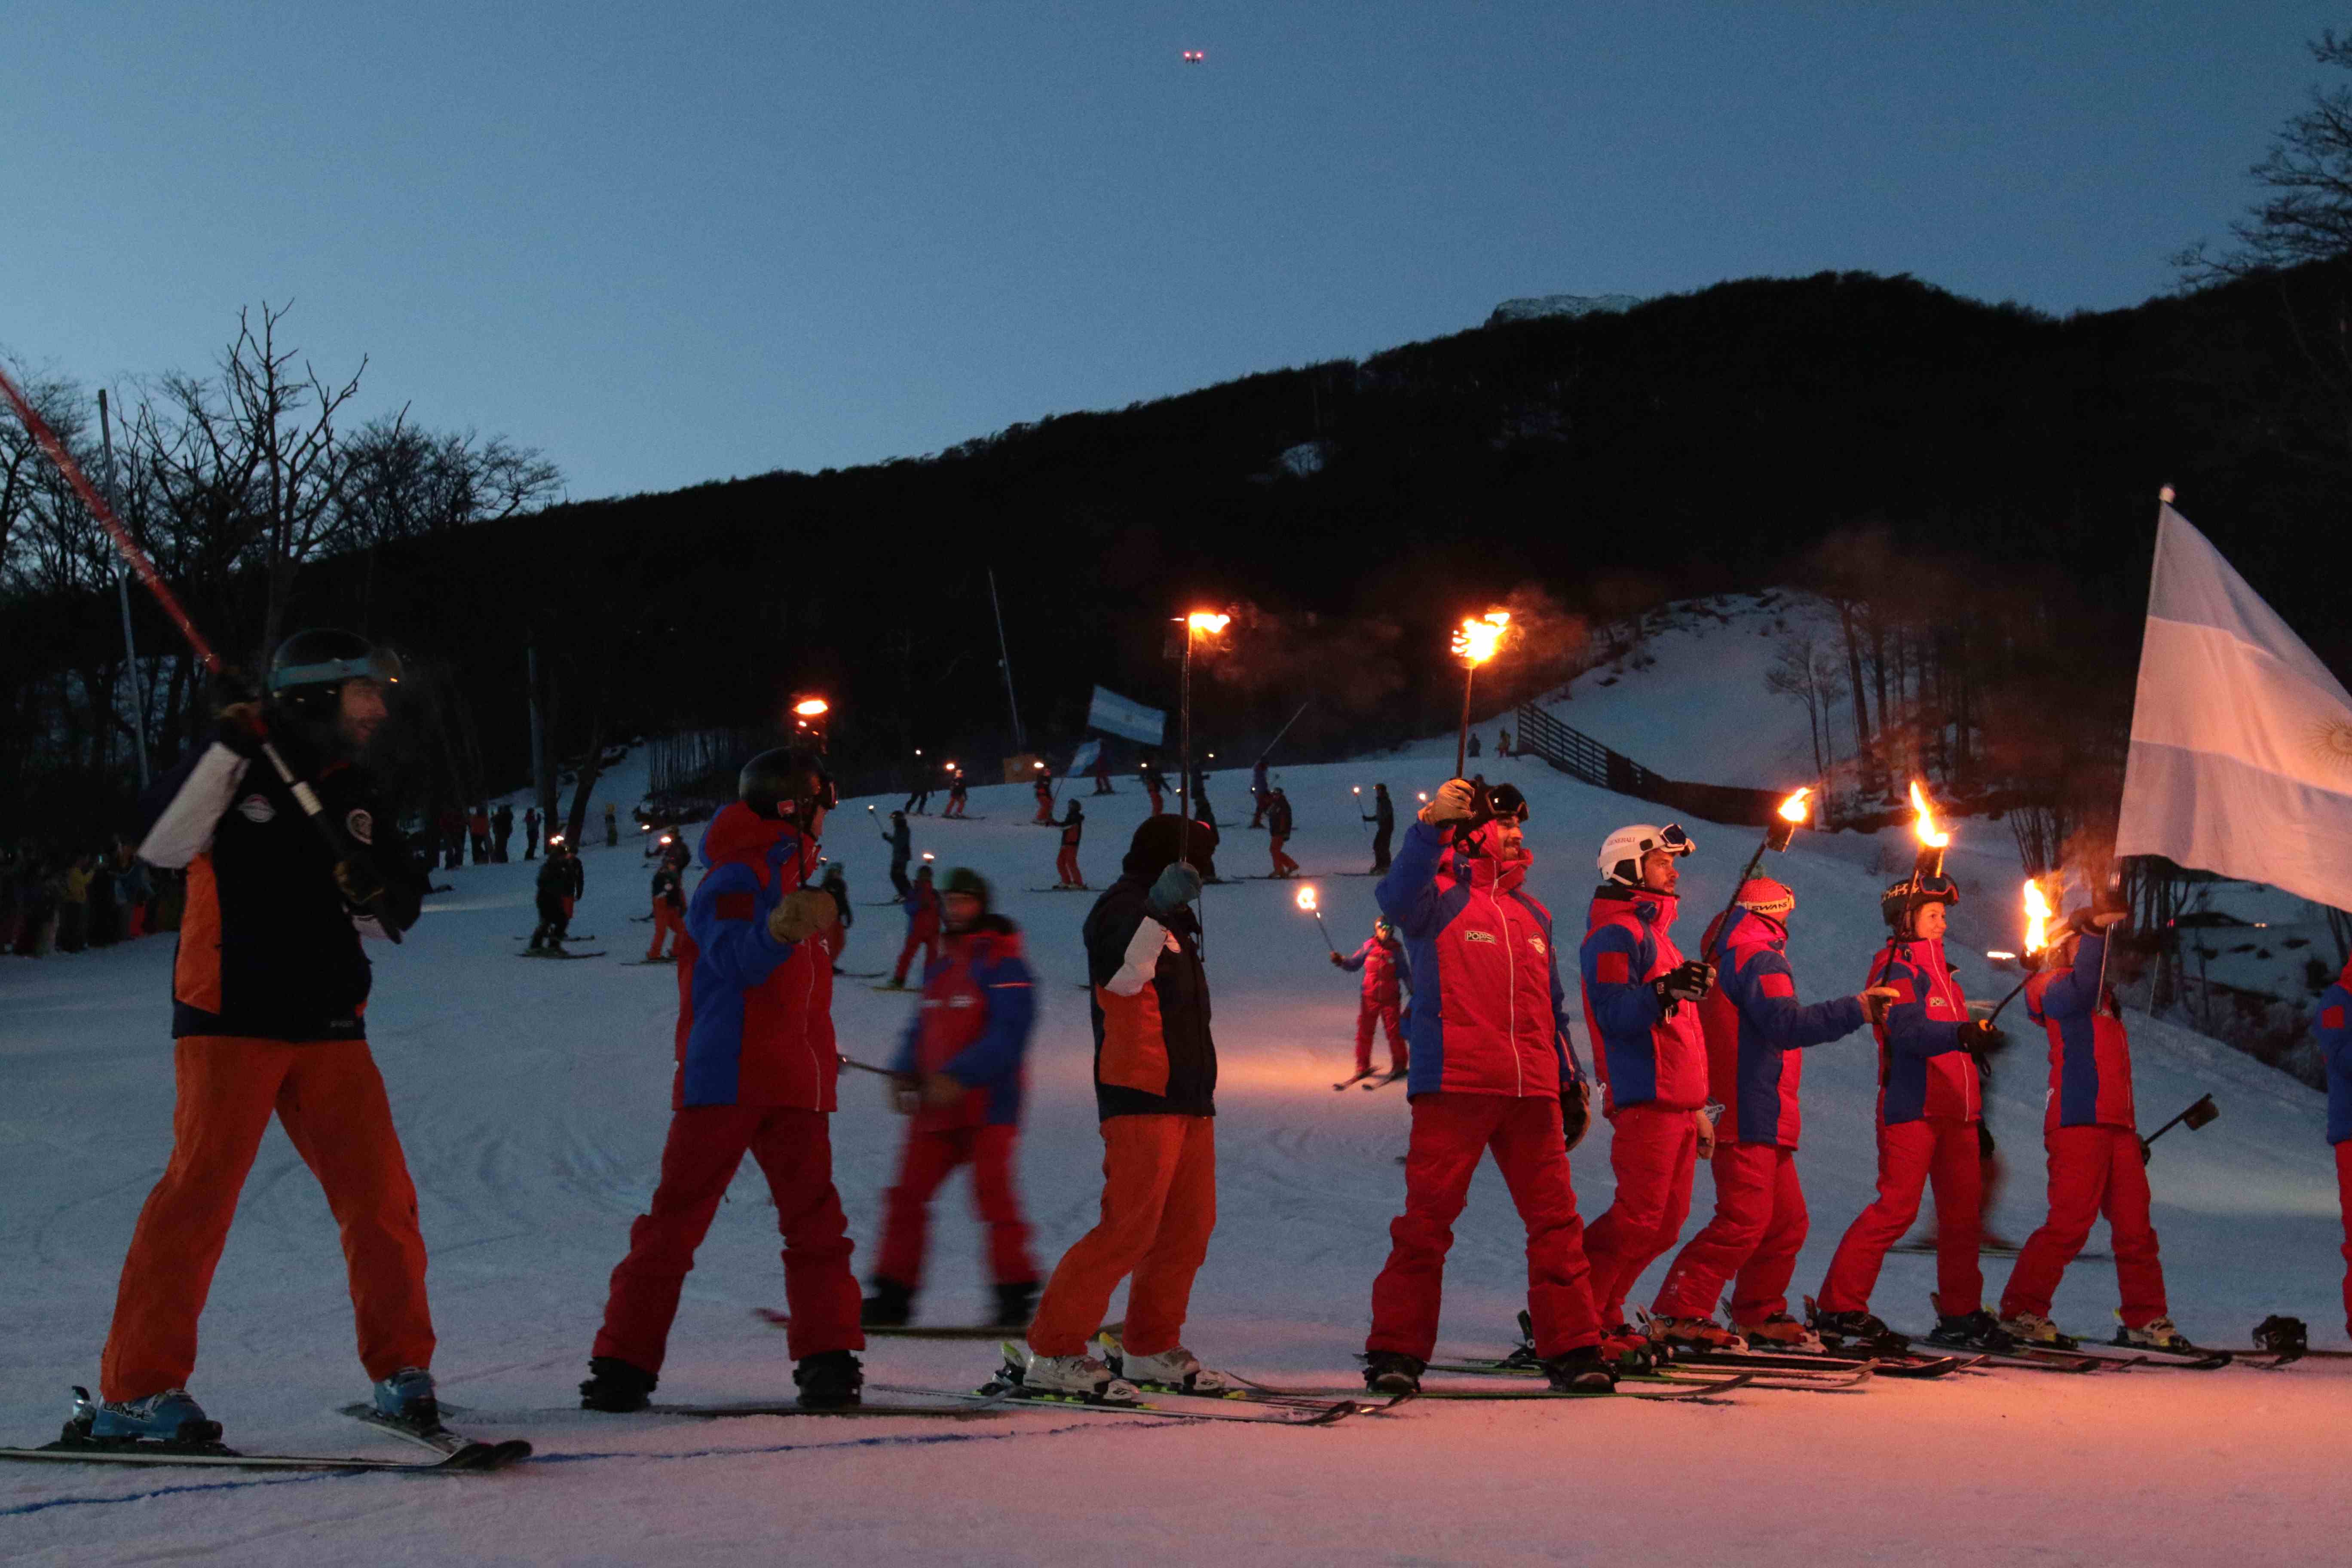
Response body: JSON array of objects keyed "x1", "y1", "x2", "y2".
[
  {"x1": 753, "y1": 1308, "x2": 1020, "y2": 1340},
  {"x1": 1, "y1": 1440, "x2": 513, "y2": 1473},
  {"x1": 1428, "y1": 1357, "x2": 1867, "y2": 1393},
  {"x1": 1408, "y1": 1374, "x2": 1753, "y2": 1403},
  {"x1": 620, "y1": 958, "x2": 678, "y2": 966},
  {"x1": 650, "y1": 1399, "x2": 1009, "y2": 1420},
  {"x1": 869, "y1": 1381, "x2": 1363, "y2": 1426},
  {"x1": 1023, "y1": 886, "x2": 1093, "y2": 894},
  {"x1": 337, "y1": 1404, "x2": 533, "y2": 1467},
  {"x1": 1332, "y1": 1071, "x2": 1378, "y2": 1091},
  {"x1": 518, "y1": 949, "x2": 607, "y2": 960},
  {"x1": 1892, "y1": 1339, "x2": 2108, "y2": 1373},
  {"x1": 512, "y1": 933, "x2": 599, "y2": 942},
  {"x1": 1667, "y1": 1346, "x2": 1973, "y2": 1380},
  {"x1": 1361, "y1": 1073, "x2": 1406, "y2": 1091},
  {"x1": 833, "y1": 969, "x2": 888, "y2": 980},
  {"x1": 869, "y1": 984, "x2": 919, "y2": 994},
  {"x1": 2077, "y1": 1337, "x2": 2233, "y2": 1370}
]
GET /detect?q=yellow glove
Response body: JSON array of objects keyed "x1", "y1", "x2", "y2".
[
  {"x1": 768, "y1": 888, "x2": 839, "y2": 944},
  {"x1": 1419, "y1": 779, "x2": 1476, "y2": 826}
]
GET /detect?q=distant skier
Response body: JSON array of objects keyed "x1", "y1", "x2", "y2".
[
  {"x1": 882, "y1": 809, "x2": 913, "y2": 898},
  {"x1": 1497, "y1": 727, "x2": 1512, "y2": 757},
  {"x1": 1031, "y1": 771, "x2": 1056, "y2": 825},
  {"x1": 492, "y1": 802, "x2": 514, "y2": 862},
  {"x1": 523, "y1": 805, "x2": 541, "y2": 861},
  {"x1": 469, "y1": 805, "x2": 491, "y2": 865},
  {"x1": 1330, "y1": 917, "x2": 1410, "y2": 1080},
  {"x1": 529, "y1": 843, "x2": 576, "y2": 952},
  {"x1": 565, "y1": 834, "x2": 586, "y2": 901},
  {"x1": 2318, "y1": 957, "x2": 2352, "y2": 1341},
  {"x1": 1017, "y1": 816, "x2": 1225, "y2": 1400},
  {"x1": 903, "y1": 762, "x2": 931, "y2": 815},
  {"x1": 865, "y1": 869, "x2": 1039, "y2": 1330},
  {"x1": 1188, "y1": 766, "x2": 1214, "y2": 828},
  {"x1": 1090, "y1": 750, "x2": 1114, "y2": 796},
  {"x1": 1577, "y1": 823, "x2": 1716, "y2": 1353},
  {"x1": 581, "y1": 746, "x2": 861, "y2": 1412},
  {"x1": 1996, "y1": 909, "x2": 2189, "y2": 1350},
  {"x1": 604, "y1": 801, "x2": 619, "y2": 848},
  {"x1": 1362, "y1": 780, "x2": 1615, "y2": 1395},
  {"x1": 1364, "y1": 782, "x2": 1395, "y2": 874},
  {"x1": 1813, "y1": 876, "x2": 2012, "y2": 1351},
  {"x1": 943, "y1": 767, "x2": 970, "y2": 818},
  {"x1": 1266, "y1": 787, "x2": 1298, "y2": 878},
  {"x1": 1139, "y1": 759, "x2": 1165, "y2": 815},
  {"x1": 888, "y1": 865, "x2": 941, "y2": 989},
  {"x1": 91, "y1": 630, "x2": 441, "y2": 1447},
  {"x1": 645, "y1": 844, "x2": 689, "y2": 962},
  {"x1": 1645, "y1": 879, "x2": 1890, "y2": 1354},
  {"x1": 1055, "y1": 799, "x2": 1086, "y2": 889},
  {"x1": 1249, "y1": 756, "x2": 1270, "y2": 828},
  {"x1": 1467, "y1": 732, "x2": 1482, "y2": 760},
  {"x1": 438, "y1": 805, "x2": 465, "y2": 871}
]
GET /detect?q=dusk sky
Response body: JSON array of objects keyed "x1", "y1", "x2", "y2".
[{"x1": 2, "y1": 1, "x2": 2334, "y2": 500}]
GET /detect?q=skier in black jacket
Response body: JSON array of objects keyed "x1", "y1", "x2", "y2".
[{"x1": 1365, "y1": 783, "x2": 1396, "y2": 874}]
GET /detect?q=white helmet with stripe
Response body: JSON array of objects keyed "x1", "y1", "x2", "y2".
[{"x1": 1598, "y1": 823, "x2": 1695, "y2": 886}]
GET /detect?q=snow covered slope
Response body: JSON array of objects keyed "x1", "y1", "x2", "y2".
[{"x1": 3, "y1": 738, "x2": 2344, "y2": 1564}]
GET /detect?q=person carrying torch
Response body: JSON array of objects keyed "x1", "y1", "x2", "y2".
[
  {"x1": 1814, "y1": 784, "x2": 2012, "y2": 1352},
  {"x1": 1994, "y1": 893, "x2": 2190, "y2": 1350},
  {"x1": 2316, "y1": 960, "x2": 2352, "y2": 1343},
  {"x1": 1361, "y1": 778, "x2": 1617, "y2": 1396},
  {"x1": 1330, "y1": 913, "x2": 1411, "y2": 1083}
]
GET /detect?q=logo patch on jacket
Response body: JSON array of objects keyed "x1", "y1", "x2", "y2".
[
  {"x1": 1527, "y1": 937, "x2": 1547, "y2": 954},
  {"x1": 948, "y1": 995, "x2": 975, "y2": 1009},
  {"x1": 238, "y1": 793, "x2": 276, "y2": 824},
  {"x1": 1464, "y1": 930, "x2": 1496, "y2": 944},
  {"x1": 345, "y1": 808, "x2": 374, "y2": 845}
]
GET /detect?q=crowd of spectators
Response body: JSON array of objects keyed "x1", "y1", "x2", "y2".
[{"x1": 0, "y1": 838, "x2": 182, "y2": 959}]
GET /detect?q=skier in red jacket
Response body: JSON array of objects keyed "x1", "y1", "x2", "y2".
[
  {"x1": 888, "y1": 866, "x2": 942, "y2": 988},
  {"x1": 582, "y1": 747, "x2": 859, "y2": 1412},
  {"x1": 1054, "y1": 799, "x2": 1086, "y2": 889},
  {"x1": 1577, "y1": 823, "x2": 1717, "y2": 1347},
  {"x1": 1996, "y1": 909, "x2": 2188, "y2": 1349},
  {"x1": 1331, "y1": 919, "x2": 1410, "y2": 1079},
  {"x1": 866, "y1": 870, "x2": 1038, "y2": 1329},
  {"x1": 1361, "y1": 780, "x2": 1614, "y2": 1395}
]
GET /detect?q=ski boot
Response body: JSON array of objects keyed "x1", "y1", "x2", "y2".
[
  {"x1": 2118, "y1": 1315, "x2": 2193, "y2": 1352},
  {"x1": 1361, "y1": 1351, "x2": 1424, "y2": 1396},
  {"x1": 1017, "y1": 1348, "x2": 1138, "y2": 1403},
  {"x1": 1925, "y1": 1300, "x2": 2017, "y2": 1353},
  {"x1": 82, "y1": 1386, "x2": 224, "y2": 1446},
  {"x1": 579, "y1": 1356, "x2": 658, "y2": 1413},
  {"x1": 1998, "y1": 1311, "x2": 2078, "y2": 1350},
  {"x1": 1735, "y1": 1312, "x2": 1824, "y2": 1354},
  {"x1": 1807, "y1": 1301, "x2": 1905, "y2": 1352},
  {"x1": 371, "y1": 1367, "x2": 445, "y2": 1435},
  {"x1": 1647, "y1": 1315, "x2": 1747, "y2": 1355},
  {"x1": 2252, "y1": 1315, "x2": 2309, "y2": 1357},
  {"x1": 861, "y1": 1277, "x2": 914, "y2": 1328},
  {"x1": 793, "y1": 1349, "x2": 864, "y2": 1410},
  {"x1": 992, "y1": 1280, "x2": 1037, "y2": 1329},
  {"x1": 1110, "y1": 1343, "x2": 1229, "y2": 1395},
  {"x1": 1542, "y1": 1345, "x2": 1618, "y2": 1393}
]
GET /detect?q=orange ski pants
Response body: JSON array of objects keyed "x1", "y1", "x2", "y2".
[
  {"x1": 101, "y1": 1035, "x2": 434, "y2": 1400},
  {"x1": 647, "y1": 901, "x2": 686, "y2": 960},
  {"x1": 1026, "y1": 1115, "x2": 1215, "y2": 1358}
]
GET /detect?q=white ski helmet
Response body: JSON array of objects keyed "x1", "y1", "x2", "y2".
[{"x1": 1598, "y1": 823, "x2": 1694, "y2": 886}]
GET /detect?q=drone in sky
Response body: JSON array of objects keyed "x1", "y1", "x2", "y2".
[{"x1": 1182, "y1": 49, "x2": 1205, "y2": 64}]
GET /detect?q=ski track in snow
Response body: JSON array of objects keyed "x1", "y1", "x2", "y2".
[{"x1": 5, "y1": 646, "x2": 2348, "y2": 1565}]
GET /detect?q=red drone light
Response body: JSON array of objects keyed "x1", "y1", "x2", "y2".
[{"x1": 1182, "y1": 49, "x2": 1204, "y2": 63}]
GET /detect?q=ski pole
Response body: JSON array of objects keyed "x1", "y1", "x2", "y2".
[
  {"x1": 838, "y1": 1054, "x2": 900, "y2": 1078},
  {"x1": 0, "y1": 364, "x2": 403, "y2": 942}
]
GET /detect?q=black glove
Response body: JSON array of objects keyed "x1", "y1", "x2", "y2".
[
  {"x1": 1651, "y1": 959, "x2": 1715, "y2": 1006},
  {"x1": 1560, "y1": 1080, "x2": 1592, "y2": 1153},
  {"x1": 1328, "y1": 951, "x2": 1344, "y2": 967},
  {"x1": 334, "y1": 854, "x2": 386, "y2": 908},
  {"x1": 1956, "y1": 1019, "x2": 2008, "y2": 1054}
]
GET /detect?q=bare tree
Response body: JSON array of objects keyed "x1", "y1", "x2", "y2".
[{"x1": 1763, "y1": 626, "x2": 1847, "y2": 785}]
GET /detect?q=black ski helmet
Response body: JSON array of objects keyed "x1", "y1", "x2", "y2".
[
  {"x1": 268, "y1": 628, "x2": 400, "y2": 719},
  {"x1": 739, "y1": 744, "x2": 836, "y2": 824},
  {"x1": 1880, "y1": 876, "x2": 1959, "y2": 936}
]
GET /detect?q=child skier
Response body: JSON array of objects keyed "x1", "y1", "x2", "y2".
[{"x1": 1331, "y1": 918, "x2": 1410, "y2": 1080}]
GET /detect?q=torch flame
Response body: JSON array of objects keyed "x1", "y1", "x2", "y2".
[
  {"x1": 2022, "y1": 878, "x2": 2054, "y2": 954},
  {"x1": 793, "y1": 698, "x2": 829, "y2": 717},
  {"x1": 1451, "y1": 611, "x2": 1512, "y2": 666},
  {"x1": 1777, "y1": 787, "x2": 1813, "y2": 824},
  {"x1": 1295, "y1": 886, "x2": 1318, "y2": 912},
  {"x1": 1907, "y1": 781, "x2": 1950, "y2": 848},
  {"x1": 1186, "y1": 611, "x2": 1231, "y2": 637}
]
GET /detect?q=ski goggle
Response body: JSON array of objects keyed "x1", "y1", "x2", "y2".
[
  {"x1": 1486, "y1": 784, "x2": 1530, "y2": 823},
  {"x1": 270, "y1": 647, "x2": 403, "y2": 690},
  {"x1": 1641, "y1": 824, "x2": 1694, "y2": 856}
]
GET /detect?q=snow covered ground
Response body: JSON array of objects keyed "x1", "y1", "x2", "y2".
[{"x1": 4, "y1": 709, "x2": 2348, "y2": 1563}]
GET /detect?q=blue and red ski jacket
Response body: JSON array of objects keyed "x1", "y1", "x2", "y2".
[
  {"x1": 1377, "y1": 818, "x2": 1580, "y2": 1100},
  {"x1": 672, "y1": 802, "x2": 839, "y2": 1111},
  {"x1": 1337, "y1": 934, "x2": 1410, "y2": 1007},
  {"x1": 2023, "y1": 931, "x2": 2137, "y2": 1133},
  {"x1": 1865, "y1": 936, "x2": 1977, "y2": 1125},
  {"x1": 2316, "y1": 958, "x2": 2352, "y2": 1146},
  {"x1": 891, "y1": 914, "x2": 1034, "y2": 1129},
  {"x1": 1579, "y1": 886, "x2": 1708, "y2": 1114},
  {"x1": 1699, "y1": 907, "x2": 1867, "y2": 1150}
]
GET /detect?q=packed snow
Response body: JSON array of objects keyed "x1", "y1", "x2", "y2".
[{"x1": 4, "y1": 669, "x2": 2347, "y2": 1564}]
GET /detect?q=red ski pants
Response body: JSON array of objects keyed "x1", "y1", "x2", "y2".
[
  {"x1": 1366, "y1": 1092, "x2": 1602, "y2": 1361},
  {"x1": 1652, "y1": 1142, "x2": 1808, "y2": 1324},
  {"x1": 1028, "y1": 1115, "x2": 1215, "y2": 1358},
  {"x1": 101, "y1": 1036, "x2": 434, "y2": 1400},
  {"x1": 1819, "y1": 1117, "x2": 1983, "y2": 1316},
  {"x1": 873, "y1": 1121, "x2": 1037, "y2": 1289},
  {"x1": 1998, "y1": 1124, "x2": 2167, "y2": 1327},
  {"x1": 2339, "y1": 1142, "x2": 2352, "y2": 1338},
  {"x1": 1056, "y1": 847, "x2": 1082, "y2": 886},
  {"x1": 593, "y1": 1105, "x2": 862, "y2": 1368},
  {"x1": 893, "y1": 930, "x2": 940, "y2": 986},
  {"x1": 646, "y1": 901, "x2": 684, "y2": 960},
  {"x1": 1354, "y1": 1000, "x2": 1405, "y2": 1075},
  {"x1": 1146, "y1": 787, "x2": 1164, "y2": 815},
  {"x1": 1580, "y1": 1103, "x2": 1699, "y2": 1326},
  {"x1": 1269, "y1": 836, "x2": 1298, "y2": 877}
]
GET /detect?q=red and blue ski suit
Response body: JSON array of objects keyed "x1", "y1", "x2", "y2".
[
  {"x1": 1364, "y1": 819, "x2": 1603, "y2": 1363},
  {"x1": 2312, "y1": 959, "x2": 2352, "y2": 1336},
  {"x1": 874, "y1": 916, "x2": 1038, "y2": 1292},
  {"x1": 893, "y1": 881, "x2": 942, "y2": 986},
  {"x1": 1652, "y1": 908, "x2": 1867, "y2": 1325},
  {"x1": 1578, "y1": 885, "x2": 1711, "y2": 1326},
  {"x1": 1999, "y1": 931, "x2": 2168, "y2": 1328},
  {"x1": 1336, "y1": 933, "x2": 1411, "y2": 1075},
  {"x1": 593, "y1": 803, "x2": 862, "y2": 1369},
  {"x1": 1818, "y1": 934, "x2": 1986, "y2": 1317}
]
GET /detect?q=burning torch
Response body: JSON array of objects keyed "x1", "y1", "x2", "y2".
[
  {"x1": 1906, "y1": 780, "x2": 1951, "y2": 885},
  {"x1": 792, "y1": 697, "x2": 830, "y2": 754},
  {"x1": 0, "y1": 365, "x2": 407, "y2": 941},
  {"x1": 1177, "y1": 610, "x2": 1230, "y2": 854},
  {"x1": 1296, "y1": 884, "x2": 1336, "y2": 955},
  {"x1": 1701, "y1": 788, "x2": 1814, "y2": 964},
  {"x1": 1451, "y1": 611, "x2": 1511, "y2": 778},
  {"x1": 1984, "y1": 876, "x2": 2055, "y2": 1026}
]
